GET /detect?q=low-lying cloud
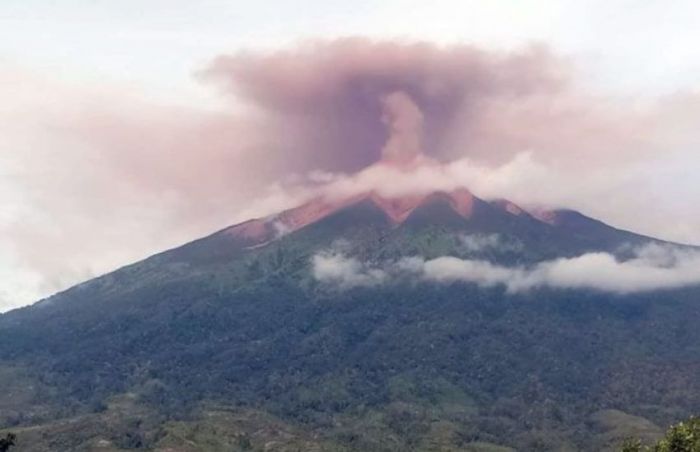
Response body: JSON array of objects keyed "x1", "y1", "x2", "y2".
[
  {"x1": 312, "y1": 244, "x2": 700, "y2": 294},
  {"x1": 458, "y1": 234, "x2": 522, "y2": 254},
  {"x1": 312, "y1": 251, "x2": 386, "y2": 288}
]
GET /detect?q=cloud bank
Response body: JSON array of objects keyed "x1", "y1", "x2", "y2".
[{"x1": 312, "y1": 244, "x2": 700, "y2": 294}]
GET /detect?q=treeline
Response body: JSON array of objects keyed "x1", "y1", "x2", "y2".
[{"x1": 622, "y1": 417, "x2": 700, "y2": 452}]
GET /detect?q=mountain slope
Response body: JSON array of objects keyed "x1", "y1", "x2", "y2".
[{"x1": 1, "y1": 190, "x2": 699, "y2": 451}]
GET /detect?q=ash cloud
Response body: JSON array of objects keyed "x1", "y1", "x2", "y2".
[
  {"x1": 202, "y1": 38, "x2": 568, "y2": 170},
  {"x1": 379, "y1": 91, "x2": 424, "y2": 162}
]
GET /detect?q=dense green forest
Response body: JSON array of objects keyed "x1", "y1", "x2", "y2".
[{"x1": 1, "y1": 196, "x2": 699, "y2": 451}]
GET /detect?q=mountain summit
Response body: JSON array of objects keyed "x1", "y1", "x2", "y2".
[
  {"x1": 1, "y1": 183, "x2": 699, "y2": 451},
  {"x1": 225, "y1": 188, "x2": 476, "y2": 248},
  {"x1": 220, "y1": 186, "x2": 651, "y2": 254}
]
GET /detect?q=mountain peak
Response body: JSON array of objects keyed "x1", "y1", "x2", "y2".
[
  {"x1": 224, "y1": 188, "x2": 477, "y2": 248},
  {"x1": 222, "y1": 183, "x2": 652, "y2": 255},
  {"x1": 490, "y1": 199, "x2": 528, "y2": 216},
  {"x1": 367, "y1": 187, "x2": 475, "y2": 224}
]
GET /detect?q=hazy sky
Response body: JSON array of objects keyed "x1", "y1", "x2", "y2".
[{"x1": 2, "y1": 1, "x2": 700, "y2": 311}]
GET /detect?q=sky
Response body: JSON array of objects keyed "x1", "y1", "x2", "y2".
[{"x1": 2, "y1": 0, "x2": 700, "y2": 311}]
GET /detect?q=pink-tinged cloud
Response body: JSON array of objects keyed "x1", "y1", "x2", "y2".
[
  {"x1": 201, "y1": 38, "x2": 568, "y2": 170},
  {"x1": 379, "y1": 91, "x2": 424, "y2": 162}
]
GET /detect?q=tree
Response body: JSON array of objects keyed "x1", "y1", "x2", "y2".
[
  {"x1": 0, "y1": 433, "x2": 16, "y2": 452},
  {"x1": 621, "y1": 438, "x2": 644, "y2": 452},
  {"x1": 621, "y1": 417, "x2": 700, "y2": 451}
]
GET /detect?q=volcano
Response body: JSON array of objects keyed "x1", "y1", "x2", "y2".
[{"x1": 1, "y1": 187, "x2": 699, "y2": 451}]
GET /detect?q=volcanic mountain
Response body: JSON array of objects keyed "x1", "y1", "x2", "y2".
[{"x1": 1, "y1": 187, "x2": 700, "y2": 451}]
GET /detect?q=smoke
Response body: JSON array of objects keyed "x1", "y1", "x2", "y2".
[
  {"x1": 380, "y1": 91, "x2": 424, "y2": 162},
  {"x1": 312, "y1": 244, "x2": 700, "y2": 294},
  {"x1": 201, "y1": 38, "x2": 568, "y2": 170}
]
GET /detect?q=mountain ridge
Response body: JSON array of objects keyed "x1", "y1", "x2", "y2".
[
  {"x1": 1, "y1": 184, "x2": 699, "y2": 451},
  {"x1": 216, "y1": 186, "x2": 667, "y2": 256}
]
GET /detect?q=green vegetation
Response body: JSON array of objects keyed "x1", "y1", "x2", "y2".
[
  {"x1": 0, "y1": 198, "x2": 698, "y2": 450},
  {"x1": 621, "y1": 417, "x2": 700, "y2": 451}
]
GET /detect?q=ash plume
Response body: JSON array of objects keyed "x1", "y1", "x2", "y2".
[
  {"x1": 202, "y1": 38, "x2": 567, "y2": 170},
  {"x1": 379, "y1": 91, "x2": 424, "y2": 162}
]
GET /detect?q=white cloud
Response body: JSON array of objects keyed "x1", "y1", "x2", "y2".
[
  {"x1": 520, "y1": 244, "x2": 700, "y2": 293},
  {"x1": 313, "y1": 244, "x2": 700, "y2": 294},
  {"x1": 458, "y1": 234, "x2": 522, "y2": 253},
  {"x1": 400, "y1": 255, "x2": 516, "y2": 287},
  {"x1": 312, "y1": 251, "x2": 386, "y2": 288}
]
